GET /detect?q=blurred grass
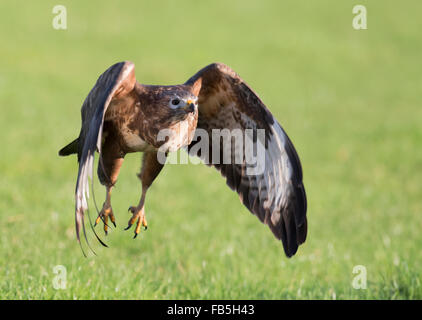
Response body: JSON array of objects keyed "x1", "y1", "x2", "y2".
[{"x1": 0, "y1": 0, "x2": 421, "y2": 299}]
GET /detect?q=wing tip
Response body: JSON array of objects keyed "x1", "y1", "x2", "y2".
[
  {"x1": 268, "y1": 194, "x2": 308, "y2": 258},
  {"x1": 282, "y1": 218, "x2": 308, "y2": 258}
]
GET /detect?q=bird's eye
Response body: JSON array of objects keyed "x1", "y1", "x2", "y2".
[{"x1": 171, "y1": 99, "x2": 180, "y2": 106}]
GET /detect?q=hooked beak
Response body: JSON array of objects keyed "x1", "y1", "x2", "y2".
[{"x1": 184, "y1": 99, "x2": 196, "y2": 113}]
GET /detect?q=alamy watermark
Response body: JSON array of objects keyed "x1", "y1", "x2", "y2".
[
  {"x1": 352, "y1": 265, "x2": 367, "y2": 289},
  {"x1": 156, "y1": 127, "x2": 267, "y2": 176},
  {"x1": 52, "y1": 265, "x2": 67, "y2": 290},
  {"x1": 52, "y1": 5, "x2": 67, "y2": 30},
  {"x1": 352, "y1": 5, "x2": 367, "y2": 30}
]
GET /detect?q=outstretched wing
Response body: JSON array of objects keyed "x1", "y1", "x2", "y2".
[
  {"x1": 185, "y1": 63, "x2": 307, "y2": 257},
  {"x1": 75, "y1": 61, "x2": 136, "y2": 246}
]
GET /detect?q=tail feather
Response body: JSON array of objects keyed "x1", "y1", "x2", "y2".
[{"x1": 59, "y1": 139, "x2": 78, "y2": 156}]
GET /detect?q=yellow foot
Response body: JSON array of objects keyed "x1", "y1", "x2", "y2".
[
  {"x1": 125, "y1": 206, "x2": 147, "y2": 239},
  {"x1": 94, "y1": 203, "x2": 116, "y2": 235}
]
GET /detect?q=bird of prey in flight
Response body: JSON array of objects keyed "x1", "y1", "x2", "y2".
[{"x1": 59, "y1": 61, "x2": 307, "y2": 257}]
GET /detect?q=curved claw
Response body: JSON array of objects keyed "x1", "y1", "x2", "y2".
[
  {"x1": 110, "y1": 214, "x2": 116, "y2": 227},
  {"x1": 125, "y1": 213, "x2": 137, "y2": 231},
  {"x1": 124, "y1": 224, "x2": 133, "y2": 231}
]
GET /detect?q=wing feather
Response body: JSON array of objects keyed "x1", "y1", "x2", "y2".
[
  {"x1": 74, "y1": 61, "x2": 135, "y2": 244},
  {"x1": 186, "y1": 63, "x2": 307, "y2": 257}
]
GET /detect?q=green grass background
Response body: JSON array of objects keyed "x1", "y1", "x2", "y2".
[{"x1": 0, "y1": 0, "x2": 421, "y2": 299}]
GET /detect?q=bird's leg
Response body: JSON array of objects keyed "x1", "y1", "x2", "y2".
[
  {"x1": 95, "y1": 185, "x2": 116, "y2": 235},
  {"x1": 95, "y1": 127, "x2": 125, "y2": 235},
  {"x1": 126, "y1": 151, "x2": 165, "y2": 238}
]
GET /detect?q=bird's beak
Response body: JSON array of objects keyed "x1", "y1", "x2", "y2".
[{"x1": 185, "y1": 100, "x2": 196, "y2": 113}]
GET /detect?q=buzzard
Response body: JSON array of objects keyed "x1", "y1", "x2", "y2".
[{"x1": 59, "y1": 61, "x2": 307, "y2": 257}]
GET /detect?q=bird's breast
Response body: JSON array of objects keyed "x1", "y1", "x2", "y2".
[
  {"x1": 159, "y1": 115, "x2": 197, "y2": 152},
  {"x1": 121, "y1": 124, "x2": 155, "y2": 152}
]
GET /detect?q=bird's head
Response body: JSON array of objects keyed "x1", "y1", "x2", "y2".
[
  {"x1": 136, "y1": 81, "x2": 201, "y2": 127},
  {"x1": 164, "y1": 77, "x2": 202, "y2": 121},
  {"x1": 136, "y1": 85, "x2": 199, "y2": 150},
  {"x1": 167, "y1": 92, "x2": 198, "y2": 116},
  {"x1": 141, "y1": 85, "x2": 199, "y2": 124}
]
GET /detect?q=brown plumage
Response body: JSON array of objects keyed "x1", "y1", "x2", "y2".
[{"x1": 59, "y1": 61, "x2": 307, "y2": 257}]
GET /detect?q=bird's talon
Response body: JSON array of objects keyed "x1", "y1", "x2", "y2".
[
  {"x1": 96, "y1": 204, "x2": 116, "y2": 235},
  {"x1": 127, "y1": 207, "x2": 147, "y2": 239}
]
